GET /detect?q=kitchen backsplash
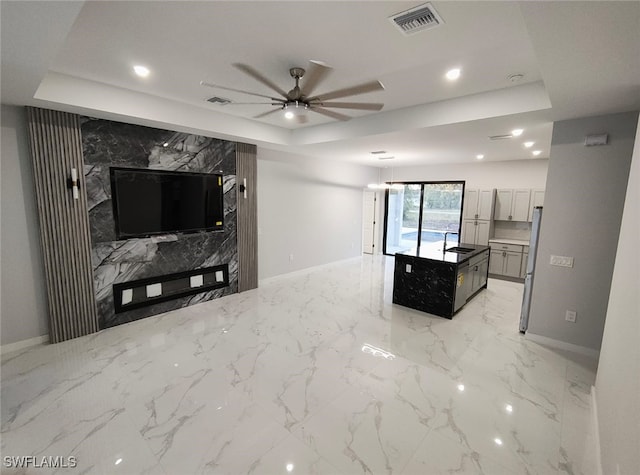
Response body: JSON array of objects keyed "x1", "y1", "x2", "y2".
[{"x1": 493, "y1": 221, "x2": 532, "y2": 241}]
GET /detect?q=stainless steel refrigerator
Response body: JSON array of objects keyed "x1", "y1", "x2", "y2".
[{"x1": 520, "y1": 206, "x2": 542, "y2": 333}]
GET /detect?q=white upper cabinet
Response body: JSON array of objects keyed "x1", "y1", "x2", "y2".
[
  {"x1": 495, "y1": 189, "x2": 531, "y2": 221},
  {"x1": 528, "y1": 189, "x2": 545, "y2": 221},
  {"x1": 463, "y1": 189, "x2": 495, "y2": 220},
  {"x1": 463, "y1": 189, "x2": 480, "y2": 219},
  {"x1": 477, "y1": 190, "x2": 495, "y2": 220}
]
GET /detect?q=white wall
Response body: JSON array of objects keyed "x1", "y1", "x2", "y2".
[
  {"x1": 257, "y1": 148, "x2": 378, "y2": 280},
  {"x1": 595, "y1": 118, "x2": 639, "y2": 475},
  {"x1": 528, "y1": 111, "x2": 638, "y2": 351},
  {"x1": 380, "y1": 158, "x2": 549, "y2": 189},
  {"x1": 1, "y1": 105, "x2": 49, "y2": 345}
]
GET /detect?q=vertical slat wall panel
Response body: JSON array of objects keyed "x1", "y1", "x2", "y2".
[
  {"x1": 236, "y1": 143, "x2": 258, "y2": 292},
  {"x1": 26, "y1": 107, "x2": 98, "y2": 343}
]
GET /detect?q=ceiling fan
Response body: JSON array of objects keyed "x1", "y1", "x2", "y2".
[{"x1": 200, "y1": 61, "x2": 385, "y2": 124}]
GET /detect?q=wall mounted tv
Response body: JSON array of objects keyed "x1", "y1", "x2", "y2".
[{"x1": 110, "y1": 167, "x2": 224, "y2": 240}]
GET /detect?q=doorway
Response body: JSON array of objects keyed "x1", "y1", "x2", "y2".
[
  {"x1": 362, "y1": 191, "x2": 377, "y2": 254},
  {"x1": 383, "y1": 182, "x2": 465, "y2": 255}
]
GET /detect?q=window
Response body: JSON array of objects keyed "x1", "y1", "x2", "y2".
[{"x1": 383, "y1": 182, "x2": 464, "y2": 255}]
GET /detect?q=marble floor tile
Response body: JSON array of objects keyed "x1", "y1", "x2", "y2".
[{"x1": 1, "y1": 256, "x2": 598, "y2": 474}]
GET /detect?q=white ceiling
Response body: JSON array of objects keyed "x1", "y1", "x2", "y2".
[{"x1": 2, "y1": 1, "x2": 639, "y2": 168}]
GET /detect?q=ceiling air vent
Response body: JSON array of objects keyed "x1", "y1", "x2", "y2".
[
  {"x1": 489, "y1": 134, "x2": 513, "y2": 141},
  {"x1": 206, "y1": 96, "x2": 231, "y2": 105},
  {"x1": 389, "y1": 3, "x2": 444, "y2": 36}
]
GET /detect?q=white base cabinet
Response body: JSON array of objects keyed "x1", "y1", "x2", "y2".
[
  {"x1": 490, "y1": 250, "x2": 522, "y2": 277},
  {"x1": 489, "y1": 242, "x2": 526, "y2": 278}
]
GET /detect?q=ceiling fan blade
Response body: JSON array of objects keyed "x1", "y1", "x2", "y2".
[
  {"x1": 309, "y1": 107, "x2": 351, "y2": 121},
  {"x1": 233, "y1": 63, "x2": 289, "y2": 99},
  {"x1": 307, "y1": 80, "x2": 385, "y2": 102},
  {"x1": 200, "y1": 81, "x2": 284, "y2": 102},
  {"x1": 300, "y1": 60, "x2": 333, "y2": 98},
  {"x1": 314, "y1": 101, "x2": 384, "y2": 111},
  {"x1": 253, "y1": 108, "x2": 282, "y2": 119}
]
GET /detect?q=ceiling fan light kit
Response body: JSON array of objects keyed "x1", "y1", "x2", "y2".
[{"x1": 201, "y1": 60, "x2": 385, "y2": 124}]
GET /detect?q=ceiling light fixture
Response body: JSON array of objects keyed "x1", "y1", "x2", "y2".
[
  {"x1": 476, "y1": 154, "x2": 484, "y2": 160},
  {"x1": 446, "y1": 68, "x2": 461, "y2": 81},
  {"x1": 283, "y1": 101, "x2": 308, "y2": 120},
  {"x1": 133, "y1": 65, "x2": 150, "y2": 78},
  {"x1": 511, "y1": 128, "x2": 524, "y2": 137},
  {"x1": 523, "y1": 141, "x2": 534, "y2": 148},
  {"x1": 532, "y1": 150, "x2": 542, "y2": 156}
]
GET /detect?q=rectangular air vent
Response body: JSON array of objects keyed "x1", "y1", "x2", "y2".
[
  {"x1": 207, "y1": 96, "x2": 231, "y2": 105},
  {"x1": 389, "y1": 3, "x2": 444, "y2": 35}
]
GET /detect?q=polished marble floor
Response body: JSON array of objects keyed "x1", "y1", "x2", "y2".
[{"x1": 1, "y1": 256, "x2": 599, "y2": 474}]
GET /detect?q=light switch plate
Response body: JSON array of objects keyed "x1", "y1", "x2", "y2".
[
  {"x1": 566, "y1": 310, "x2": 577, "y2": 322},
  {"x1": 550, "y1": 255, "x2": 574, "y2": 268},
  {"x1": 215, "y1": 270, "x2": 224, "y2": 282}
]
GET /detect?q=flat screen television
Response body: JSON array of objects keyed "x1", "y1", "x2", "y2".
[{"x1": 110, "y1": 167, "x2": 224, "y2": 240}]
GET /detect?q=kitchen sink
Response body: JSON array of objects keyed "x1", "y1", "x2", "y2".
[{"x1": 445, "y1": 246, "x2": 475, "y2": 253}]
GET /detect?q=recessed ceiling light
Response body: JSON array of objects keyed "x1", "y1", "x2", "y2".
[
  {"x1": 508, "y1": 73, "x2": 524, "y2": 83},
  {"x1": 476, "y1": 154, "x2": 484, "y2": 160},
  {"x1": 523, "y1": 141, "x2": 534, "y2": 148},
  {"x1": 494, "y1": 438, "x2": 503, "y2": 446},
  {"x1": 446, "y1": 68, "x2": 461, "y2": 81},
  {"x1": 133, "y1": 65, "x2": 150, "y2": 77},
  {"x1": 511, "y1": 128, "x2": 524, "y2": 137},
  {"x1": 532, "y1": 150, "x2": 542, "y2": 156}
]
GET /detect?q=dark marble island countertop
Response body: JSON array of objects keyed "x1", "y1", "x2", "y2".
[
  {"x1": 393, "y1": 244, "x2": 490, "y2": 319},
  {"x1": 396, "y1": 244, "x2": 490, "y2": 264}
]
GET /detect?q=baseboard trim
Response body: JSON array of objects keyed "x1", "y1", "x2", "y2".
[
  {"x1": 591, "y1": 385, "x2": 603, "y2": 475},
  {"x1": 259, "y1": 256, "x2": 363, "y2": 285},
  {"x1": 1, "y1": 334, "x2": 49, "y2": 355},
  {"x1": 524, "y1": 332, "x2": 600, "y2": 359}
]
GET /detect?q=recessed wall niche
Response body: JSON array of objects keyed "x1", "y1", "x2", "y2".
[{"x1": 81, "y1": 117, "x2": 238, "y2": 329}]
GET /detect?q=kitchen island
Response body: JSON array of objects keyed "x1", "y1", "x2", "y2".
[{"x1": 393, "y1": 244, "x2": 490, "y2": 319}]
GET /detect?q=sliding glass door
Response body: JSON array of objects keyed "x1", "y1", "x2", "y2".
[{"x1": 384, "y1": 182, "x2": 464, "y2": 255}]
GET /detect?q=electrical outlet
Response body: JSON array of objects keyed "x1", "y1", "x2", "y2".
[
  {"x1": 405, "y1": 264, "x2": 412, "y2": 273},
  {"x1": 289, "y1": 254, "x2": 294, "y2": 262},
  {"x1": 550, "y1": 255, "x2": 574, "y2": 268},
  {"x1": 565, "y1": 310, "x2": 577, "y2": 322}
]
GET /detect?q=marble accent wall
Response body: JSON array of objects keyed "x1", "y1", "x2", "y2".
[{"x1": 81, "y1": 117, "x2": 237, "y2": 329}]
